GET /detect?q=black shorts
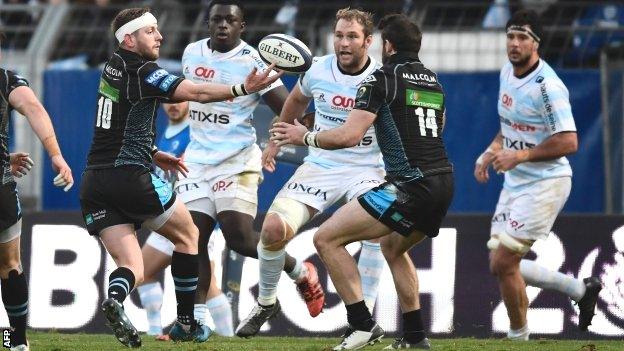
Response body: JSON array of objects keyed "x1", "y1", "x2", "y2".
[
  {"x1": 79, "y1": 165, "x2": 176, "y2": 236},
  {"x1": 0, "y1": 181, "x2": 21, "y2": 233},
  {"x1": 358, "y1": 173, "x2": 454, "y2": 237}
]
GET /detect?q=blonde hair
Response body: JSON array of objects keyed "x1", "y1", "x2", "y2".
[{"x1": 334, "y1": 7, "x2": 374, "y2": 37}]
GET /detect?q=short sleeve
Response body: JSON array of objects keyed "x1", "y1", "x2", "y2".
[
  {"x1": 248, "y1": 51, "x2": 284, "y2": 96},
  {"x1": 138, "y1": 62, "x2": 184, "y2": 100},
  {"x1": 354, "y1": 70, "x2": 386, "y2": 114},
  {"x1": 0, "y1": 70, "x2": 29, "y2": 102},
  {"x1": 535, "y1": 78, "x2": 576, "y2": 135}
]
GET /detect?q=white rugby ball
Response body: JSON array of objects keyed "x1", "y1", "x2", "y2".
[{"x1": 258, "y1": 33, "x2": 312, "y2": 74}]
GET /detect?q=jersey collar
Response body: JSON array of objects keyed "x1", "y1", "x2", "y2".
[
  {"x1": 117, "y1": 48, "x2": 147, "y2": 63},
  {"x1": 204, "y1": 39, "x2": 246, "y2": 60},
  {"x1": 387, "y1": 51, "x2": 420, "y2": 64}
]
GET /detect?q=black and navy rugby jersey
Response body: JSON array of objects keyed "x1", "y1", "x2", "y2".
[
  {"x1": 86, "y1": 49, "x2": 184, "y2": 169},
  {"x1": 354, "y1": 52, "x2": 452, "y2": 180}
]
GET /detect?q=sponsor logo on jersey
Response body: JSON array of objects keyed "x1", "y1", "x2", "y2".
[
  {"x1": 501, "y1": 93, "x2": 513, "y2": 109},
  {"x1": 361, "y1": 75, "x2": 377, "y2": 84},
  {"x1": 145, "y1": 69, "x2": 169, "y2": 86},
  {"x1": 194, "y1": 66, "x2": 215, "y2": 79},
  {"x1": 355, "y1": 85, "x2": 372, "y2": 108},
  {"x1": 319, "y1": 113, "x2": 345, "y2": 124},
  {"x1": 406, "y1": 89, "x2": 443, "y2": 110},
  {"x1": 98, "y1": 79, "x2": 119, "y2": 102},
  {"x1": 286, "y1": 182, "x2": 328, "y2": 200},
  {"x1": 500, "y1": 117, "x2": 538, "y2": 132},
  {"x1": 189, "y1": 109, "x2": 230, "y2": 124},
  {"x1": 331, "y1": 95, "x2": 354, "y2": 112},
  {"x1": 104, "y1": 64, "x2": 122, "y2": 79},
  {"x1": 356, "y1": 136, "x2": 374, "y2": 146},
  {"x1": 402, "y1": 72, "x2": 437, "y2": 83},
  {"x1": 315, "y1": 93, "x2": 326, "y2": 103},
  {"x1": 158, "y1": 75, "x2": 178, "y2": 92},
  {"x1": 539, "y1": 82, "x2": 557, "y2": 132},
  {"x1": 503, "y1": 136, "x2": 535, "y2": 150},
  {"x1": 535, "y1": 75, "x2": 544, "y2": 83}
]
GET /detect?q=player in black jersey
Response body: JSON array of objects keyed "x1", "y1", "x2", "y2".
[
  {"x1": 0, "y1": 63, "x2": 73, "y2": 350},
  {"x1": 78, "y1": 7, "x2": 281, "y2": 347},
  {"x1": 272, "y1": 14, "x2": 453, "y2": 350}
]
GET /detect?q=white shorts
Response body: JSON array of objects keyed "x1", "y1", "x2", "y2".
[
  {"x1": 274, "y1": 162, "x2": 386, "y2": 212},
  {"x1": 145, "y1": 229, "x2": 219, "y2": 257},
  {"x1": 490, "y1": 177, "x2": 571, "y2": 242},
  {"x1": 175, "y1": 145, "x2": 263, "y2": 219}
]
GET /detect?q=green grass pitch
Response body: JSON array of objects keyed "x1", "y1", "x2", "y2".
[{"x1": 23, "y1": 331, "x2": 624, "y2": 351}]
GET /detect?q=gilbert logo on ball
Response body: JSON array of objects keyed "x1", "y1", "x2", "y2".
[{"x1": 258, "y1": 33, "x2": 312, "y2": 74}]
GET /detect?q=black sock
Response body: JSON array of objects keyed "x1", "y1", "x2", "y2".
[
  {"x1": 345, "y1": 300, "x2": 375, "y2": 331},
  {"x1": 171, "y1": 251, "x2": 198, "y2": 325},
  {"x1": 402, "y1": 309, "x2": 426, "y2": 343},
  {"x1": 1, "y1": 270, "x2": 28, "y2": 346},
  {"x1": 108, "y1": 267, "x2": 135, "y2": 304}
]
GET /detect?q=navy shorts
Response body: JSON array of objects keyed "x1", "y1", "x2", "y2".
[
  {"x1": 79, "y1": 165, "x2": 175, "y2": 236},
  {"x1": 358, "y1": 173, "x2": 454, "y2": 237},
  {"x1": 0, "y1": 181, "x2": 21, "y2": 234}
]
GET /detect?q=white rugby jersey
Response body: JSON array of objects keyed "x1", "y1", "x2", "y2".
[
  {"x1": 182, "y1": 39, "x2": 283, "y2": 165},
  {"x1": 498, "y1": 59, "x2": 576, "y2": 189},
  {"x1": 299, "y1": 54, "x2": 383, "y2": 168}
]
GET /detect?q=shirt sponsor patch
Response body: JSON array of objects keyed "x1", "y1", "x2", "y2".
[
  {"x1": 158, "y1": 75, "x2": 178, "y2": 92},
  {"x1": 145, "y1": 69, "x2": 169, "y2": 86},
  {"x1": 406, "y1": 89, "x2": 444, "y2": 110},
  {"x1": 98, "y1": 79, "x2": 119, "y2": 102}
]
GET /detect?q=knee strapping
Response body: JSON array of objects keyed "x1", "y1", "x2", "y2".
[
  {"x1": 491, "y1": 232, "x2": 532, "y2": 255},
  {"x1": 263, "y1": 198, "x2": 311, "y2": 250}
]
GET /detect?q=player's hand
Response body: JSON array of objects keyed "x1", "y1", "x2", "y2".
[
  {"x1": 243, "y1": 63, "x2": 284, "y2": 94},
  {"x1": 9, "y1": 152, "x2": 34, "y2": 178},
  {"x1": 50, "y1": 154, "x2": 74, "y2": 192},
  {"x1": 262, "y1": 140, "x2": 280, "y2": 172},
  {"x1": 270, "y1": 119, "x2": 308, "y2": 147},
  {"x1": 474, "y1": 150, "x2": 495, "y2": 183},
  {"x1": 153, "y1": 151, "x2": 189, "y2": 178},
  {"x1": 492, "y1": 149, "x2": 529, "y2": 173}
]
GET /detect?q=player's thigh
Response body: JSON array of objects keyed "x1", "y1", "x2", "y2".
[
  {"x1": 314, "y1": 199, "x2": 393, "y2": 249},
  {"x1": 100, "y1": 224, "x2": 144, "y2": 280},
  {"x1": 155, "y1": 199, "x2": 197, "y2": 246},
  {"x1": 142, "y1": 233, "x2": 173, "y2": 282},
  {"x1": 379, "y1": 230, "x2": 427, "y2": 262},
  {"x1": 0, "y1": 231, "x2": 22, "y2": 277}
]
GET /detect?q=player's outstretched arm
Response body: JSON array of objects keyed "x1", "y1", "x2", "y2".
[
  {"x1": 271, "y1": 108, "x2": 375, "y2": 150},
  {"x1": 8, "y1": 86, "x2": 73, "y2": 191},
  {"x1": 172, "y1": 63, "x2": 283, "y2": 103}
]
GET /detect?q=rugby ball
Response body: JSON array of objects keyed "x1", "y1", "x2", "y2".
[{"x1": 258, "y1": 34, "x2": 312, "y2": 74}]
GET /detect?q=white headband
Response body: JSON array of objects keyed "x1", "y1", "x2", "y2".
[{"x1": 115, "y1": 12, "x2": 158, "y2": 43}]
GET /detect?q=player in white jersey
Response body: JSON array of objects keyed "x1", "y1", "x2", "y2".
[
  {"x1": 474, "y1": 10, "x2": 602, "y2": 340},
  {"x1": 236, "y1": 8, "x2": 386, "y2": 338},
  {"x1": 172, "y1": 0, "x2": 306, "y2": 332}
]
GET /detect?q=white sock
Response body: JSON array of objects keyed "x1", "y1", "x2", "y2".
[
  {"x1": 194, "y1": 303, "x2": 207, "y2": 324},
  {"x1": 507, "y1": 324, "x2": 530, "y2": 340},
  {"x1": 137, "y1": 282, "x2": 163, "y2": 335},
  {"x1": 257, "y1": 243, "x2": 286, "y2": 306},
  {"x1": 358, "y1": 240, "x2": 384, "y2": 313},
  {"x1": 520, "y1": 259, "x2": 586, "y2": 301},
  {"x1": 286, "y1": 258, "x2": 307, "y2": 282},
  {"x1": 206, "y1": 293, "x2": 234, "y2": 336}
]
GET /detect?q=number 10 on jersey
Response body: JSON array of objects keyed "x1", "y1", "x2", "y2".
[{"x1": 96, "y1": 96, "x2": 112, "y2": 129}]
